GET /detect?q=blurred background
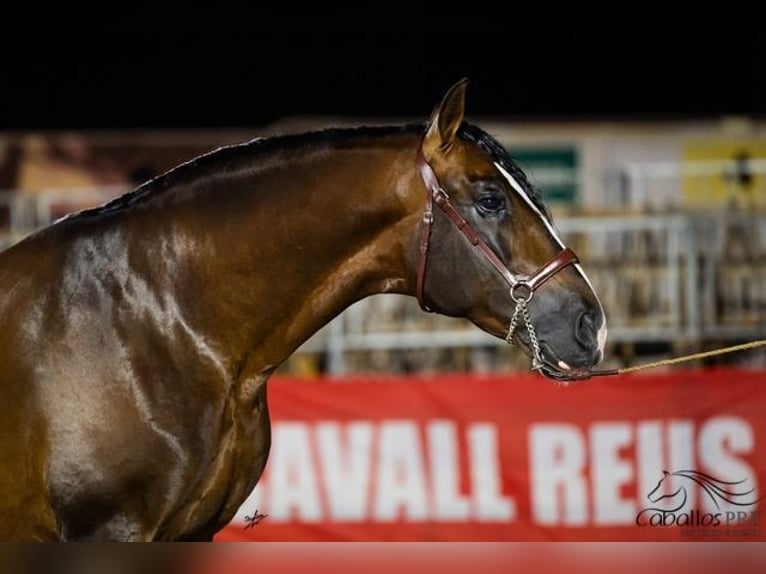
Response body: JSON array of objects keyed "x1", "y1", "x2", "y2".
[
  {"x1": 1, "y1": 18, "x2": 763, "y2": 375},
  {"x1": 0, "y1": 15, "x2": 764, "y2": 542}
]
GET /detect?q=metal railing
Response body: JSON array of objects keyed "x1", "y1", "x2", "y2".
[
  {"x1": 1, "y1": 189, "x2": 764, "y2": 374},
  {"x1": 293, "y1": 212, "x2": 766, "y2": 373}
]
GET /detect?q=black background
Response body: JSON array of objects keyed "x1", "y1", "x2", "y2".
[{"x1": 0, "y1": 12, "x2": 762, "y2": 131}]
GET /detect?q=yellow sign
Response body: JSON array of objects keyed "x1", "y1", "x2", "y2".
[{"x1": 682, "y1": 140, "x2": 766, "y2": 209}]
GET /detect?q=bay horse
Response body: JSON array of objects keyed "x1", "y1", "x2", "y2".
[{"x1": 0, "y1": 80, "x2": 606, "y2": 541}]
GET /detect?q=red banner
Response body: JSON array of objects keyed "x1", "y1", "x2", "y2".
[{"x1": 216, "y1": 369, "x2": 766, "y2": 541}]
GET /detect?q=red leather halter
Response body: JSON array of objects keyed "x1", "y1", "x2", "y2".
[{"x1": 415, "y1": 145, "x2": 578, "y2": 312}]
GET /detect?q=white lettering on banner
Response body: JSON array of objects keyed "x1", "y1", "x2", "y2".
[
  {"x1": 268, "y1": 423, "x2": 321, "y2": 521},
  {"x1": 668, "y1": 421, "x2": 695, "y2": 508},
  {"x1": 636, "y1": 420, "x2": 696, "y2": 509},
  {"x1": 468, "y1": 423, "x2": 516, "y2": 521},
  {"x1": 591, "y1": 423, "x2": 635, "y2": 524},
  {"x1": 637, "y1": 420, "x2": 695, "y2": 511},
  {"x1": 238, "y1": 420, "x2": 513, "y2": 523},
  {"x1": 232, "y1": 416, "x2": 757, "y2": 528},
  {"x1": 428, "y1": 421, "x2": 471, "y2": 520},
  {"x1": 637, "y1": 421, "x2": 665, "y2": 509},
  {"x1": 316, "y1": 421, "x2": 373, "y2": 521},
  {"x1": 529, "y1": 423, "x2": 587, "y2": 525},
  {"x1": 529, "y1": 418, "x2": 755, "y2": 526},
  {"x1": 669, "y1": 420, "x2": 696, "y2": 470},
  {"x1": 374, "y1": 421, "x2": 428, "y2": 521},
  {"x1": 698, "y1": 416, "x2": 756, "y2": 513}
]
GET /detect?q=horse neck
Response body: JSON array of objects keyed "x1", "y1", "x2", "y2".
[{"x1": 179, "y1": 133, "x2": 424, "y2": 373}]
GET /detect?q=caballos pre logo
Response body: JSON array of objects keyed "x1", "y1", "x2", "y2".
[{"x1": 636, "y1": 470, "x2": 762, "y2": 536}]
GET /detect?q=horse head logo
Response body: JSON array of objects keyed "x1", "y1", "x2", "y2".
[{"x1": 647, "y1": 470, "x2": 760, "y2": 511}]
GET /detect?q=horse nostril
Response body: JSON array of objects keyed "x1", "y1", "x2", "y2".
[{"x1": 575, "y1": 311, "x2": 597, "y2": 348}]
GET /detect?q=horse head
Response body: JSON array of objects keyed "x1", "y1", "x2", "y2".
[
  {"x1": 647, "y1": 470, "x2": 684, "y2": 504},
  {"x1": 414, "y1": 79, "x2": 607, "y2": 378}
]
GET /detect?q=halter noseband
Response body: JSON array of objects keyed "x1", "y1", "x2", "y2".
[{"x1": 415, "y1": 143, "x2": 581, "y2": 378}]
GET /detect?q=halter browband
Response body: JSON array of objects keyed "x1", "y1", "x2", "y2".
[{"x1": 415, "y1": 145, "x2": 578, "y2": 312}]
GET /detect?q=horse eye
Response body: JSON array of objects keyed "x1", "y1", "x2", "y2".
[{"x1": 476, "y1": 194, "x2": 505, "y2": 213}]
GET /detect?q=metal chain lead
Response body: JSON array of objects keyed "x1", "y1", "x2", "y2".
[
  {"x1": 505, "y1": 298, "x2": 544, "y2": 372},
  {"x1": 504, "y1": 302, "x2": 523, "y2": 345}
]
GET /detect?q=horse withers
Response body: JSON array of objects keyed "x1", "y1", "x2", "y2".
[{"x1": 0, "y1": 80, "x2": 606, "y2": 540}]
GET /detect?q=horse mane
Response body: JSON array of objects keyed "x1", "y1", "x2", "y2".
[
  {"x1": 671, "y1": 469, "x2": 760, "y2": 507},
  {"x1": 672, "y1": 469, "x2": 744, "y2": 485},
  {"x1": 76, "y1": 125, "x2": 423, "y2": 219},
  {"x1": 75, "y1": 121, "x2": 544, "y2": 219}
]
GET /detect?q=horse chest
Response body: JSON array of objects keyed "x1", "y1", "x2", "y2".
[{"x1": 164, "y1": 378, "x2": 271, "y2": 541}]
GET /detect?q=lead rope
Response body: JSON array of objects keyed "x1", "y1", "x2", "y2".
[
  {"x1": 506, "y1": 299, "x2": 766, "y2": 379},
  {"x1": 614, "y1": 339, "x2": 766, "y2": 375}
]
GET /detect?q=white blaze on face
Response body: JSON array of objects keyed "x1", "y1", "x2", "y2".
[{"x1": 494, "y1": 162, "x2": 607, "y2": 360}]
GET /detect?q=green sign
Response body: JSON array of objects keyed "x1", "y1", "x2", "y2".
[{"x1": 505, "y1": 146, "x2": 578, "y2": 205}]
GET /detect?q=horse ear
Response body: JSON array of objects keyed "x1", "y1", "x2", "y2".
[{"x1": 423, "y1": 78, "x2": 468, "y2": 157}]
